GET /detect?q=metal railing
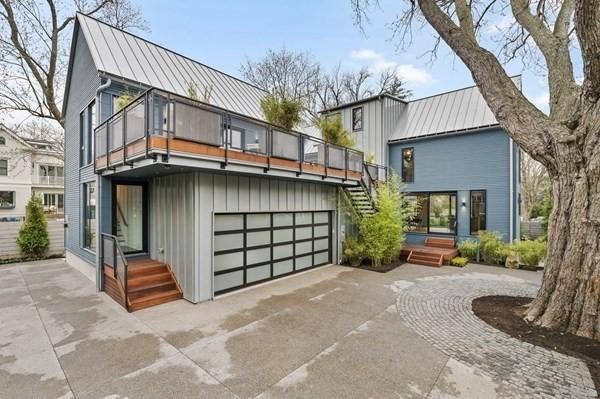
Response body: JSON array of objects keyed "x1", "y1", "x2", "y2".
[
  {"x1": 362, "y1": 162, "x2": 388, "y2": 199},
  {"x1": 94, "y1": 88, "x2": 366, "y2": 178},
  {"x1": 100, "y1": 233, "x2": 129, "y2": 311}
]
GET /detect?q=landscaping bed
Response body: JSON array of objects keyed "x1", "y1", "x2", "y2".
[
  {"x1": 343, "y1": 258, "x2": 405, "y2": 273},
  {"x1": 472, "y1": 295, "x2": 600, "y2": 392}
]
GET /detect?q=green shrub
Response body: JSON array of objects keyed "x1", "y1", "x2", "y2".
[
  {"x1": 260, "y1": 94, "x2": 302, "y2": 130},
  {"x1": 17, "y1": 196, "x2": 49, "y2": 258},
  {"x1": 115, "y1": 89, "x2": 135, "y2": 111},
  {"x1": 343, "y1": 237, "x2": 365, "y2": 266},
  {"x1": 457, "y1": 239, "x2": 479, "y2": 261},
  {"x1": 451, "y1": 257, "x2": 468, "y2": 267},
  {"x1": 316, "y1": 114, "x2": 355, "y2": 148},
  {"x1": 512, "y1": 239, "x2": 547, "y2": 267},
  {"x1": 359, "y1": 174, "x2": 407, "y2": 267},
  {"x1": 479, "y1": 231, "x2": 509, "y2": 265}
]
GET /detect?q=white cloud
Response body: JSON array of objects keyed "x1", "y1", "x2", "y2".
[
  {"x1": 486, "y1": 15, "x2": 514, "y2": 34},
  {"x1": 349, "y1": 48, "x2": 437, "y2": 87}
]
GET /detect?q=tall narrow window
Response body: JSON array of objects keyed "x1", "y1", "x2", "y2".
[
  {"x1": 352, "y1": 107, "x2": 363, "y2": 131},
  {"x1": 470, "y1": 191, "x2": 487, "y2": 234},
  {"x1": 401, "y1": 148, "x2": 414, "y2": 182},
  {"x1": 0, "y1": 159, "x2": 7, "y2": 176},
  {"x1": 80, "y1": 100, "x2": 96, "y2": 166},
  {"x1": 0, "y1": 136, "x2": 5, "y2": 145},
  {"x1": 83, "y1": 182, "x2": 97, "y2": 251}
]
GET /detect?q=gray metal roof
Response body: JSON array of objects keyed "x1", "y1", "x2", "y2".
[
  {"x1": 389, "y1": 76, "x2": 521, "y2": 141},
  {"x1": 76, "y1": 13, "x2": 266, "y2": 120}
]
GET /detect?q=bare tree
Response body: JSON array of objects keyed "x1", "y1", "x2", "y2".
[
  {"x1": 377, "y1": 67, "x2": 412, "y2": 98},
  {"x1": 343, "y1": 67, "x2": 373, "y2": 101},
  {"x1": 0, "y1": 0, "x2": 148, "y2": 127},
  {"x1": 520, "y1": 152, "x2": 549, "y2": 220},
  {"x1": 353, "y1": 0, "x2": 600, "y2": 339}
]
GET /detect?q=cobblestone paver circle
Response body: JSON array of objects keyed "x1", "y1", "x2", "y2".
[{"x1": 395, "y1": 273, "x2": 596, "y2": 399}]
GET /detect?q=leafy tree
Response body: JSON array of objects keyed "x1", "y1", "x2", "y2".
[
  {"x1": 115, "y1": 89, "x2": 135, "y2": 112},
  {"x1": 260, "y1": 94, "x2": 302, "y2": 131},
  {"x1": 352, "y1": 0, "x2": 600, "y2": 339},
  {"x1": 17, "y1": 196, "x2": 49, "y2": 258},
  {"x1": 359, "y1": 174, "x2": 407, "y2": 267},
  {"x1": 316, "y1": 114, "x2": 355, "y2": 148}
]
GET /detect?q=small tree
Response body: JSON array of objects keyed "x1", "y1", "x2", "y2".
[
  {"x1": 115, "y1": 89, "x2": 135, "y2": 112},
  {"x1": 359, "y1": 174, "x2": 407, "y2": 267},
  {"x1": 17, "y1": 196, "x2": 49, "y2": 259},
  {"x1": 316, "y1": 114, "x2": 355, "y2": 148},
  {"x1": 260, "y1": 94, "x2": 302, "y2": 130}
]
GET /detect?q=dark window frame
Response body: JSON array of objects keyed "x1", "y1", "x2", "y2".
[
  {"x1": 0, "y1": 191, "x2": 15, "y2": 209},
  {"x1": 351, "y1": 107, "x2": 363, "y2": 131},
  {"x1": 0, "y1": 136, "x2": 5, "y2": 145},
  {"x1": 82, "y1": 182, "x2": 97, "y2": 252},
  {"x1": 401, "y1": 147, "x2": 414, "y2": 183},
  {"x1": 79, "y1": 100, "x2": 96, "y2": 167},
  {"x1": 470, "y1": 190, "x2": 487, "y2": 235},
  {"x1": 404, "y1": 191, "x2": 458, "y2": 236},
  {"x1": 111, "y1": 181, "x2": 149, "y2": 255}
]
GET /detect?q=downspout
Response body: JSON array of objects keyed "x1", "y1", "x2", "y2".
[
  {"x1": 95, "y1": 76, "x2": 111, "y2": 292},
  {"x1": 509, "y1": 137, "x2": 514, "y2": 242}
]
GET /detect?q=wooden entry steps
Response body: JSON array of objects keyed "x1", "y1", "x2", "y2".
[
  {"x1": 401, "y1": 236, "x2": 459, "y2": 267},
  {"x1": 103, "y1": 258, "x2": 183, "y2": 311}
]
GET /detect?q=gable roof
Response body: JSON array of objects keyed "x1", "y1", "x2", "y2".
[
  {"x1": 320, "y1": 93, "x2": 407, "y2": 114},
  {"x1": 390, "y1": 76, "x2": 521, "y2": 141},
  {"x1": 73, "y1": 13, "x2": 266, "y2": 120}
]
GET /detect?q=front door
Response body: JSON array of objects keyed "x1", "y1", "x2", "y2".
[{"x1": 113, "y1": 183, "x2": 147, "y2": 254}]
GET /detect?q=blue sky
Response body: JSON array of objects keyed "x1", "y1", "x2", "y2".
[{"x1": 138, "y1": 0, "x2": 550, "y2": 111}]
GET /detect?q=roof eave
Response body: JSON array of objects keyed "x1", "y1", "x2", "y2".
[{"x1": 388, "y1": 123, "x2": 502, "y2": 143}]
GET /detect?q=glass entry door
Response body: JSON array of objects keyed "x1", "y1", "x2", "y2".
[
  {"x1": 428, "y1": 193, "x2": 457, "y2": 234},
  {"x1": 114, "y1": 183, "x2": 146, "y2": 254}
]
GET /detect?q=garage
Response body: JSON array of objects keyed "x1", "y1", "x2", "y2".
[{"x1": 213, "y1": 211, "x2": 332, "y2": 295}]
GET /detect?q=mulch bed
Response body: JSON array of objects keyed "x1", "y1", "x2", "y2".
[
  {"x1": 472, "y1": 295, "x2": 600, "y2": 393},
  {"x1": 342, "y1": 258, "x2": 405, "y2": 273}
]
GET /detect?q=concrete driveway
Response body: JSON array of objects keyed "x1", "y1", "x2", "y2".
[{"x1": 2, "y1": 257, "x2": 591, "y2": 399}]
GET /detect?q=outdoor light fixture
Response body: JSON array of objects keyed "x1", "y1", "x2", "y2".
[{"x1": 461, "y1": 200, "x2": 467, "y2": 208}]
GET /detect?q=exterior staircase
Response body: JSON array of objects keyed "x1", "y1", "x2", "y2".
[
  {"x1": 401, "y1": 237, "x2": 459, "y2": 267},
  {"x1": 344, "y1": 184, "x2": 376, "y2": 217}
]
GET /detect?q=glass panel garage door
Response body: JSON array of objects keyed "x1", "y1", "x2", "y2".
[{"x1": 214, "y1": 211, "x2": 331, "y2": 295}]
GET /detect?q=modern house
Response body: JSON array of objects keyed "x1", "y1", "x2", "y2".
[
  {"x1": 0, "y1": 126, "x2": 64, "y2": 221},
  {"x1": 63, "y1": 14, "x2": 519, "y2": 311}
]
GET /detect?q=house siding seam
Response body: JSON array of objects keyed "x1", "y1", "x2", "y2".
[
  {"x1": 149, "y1": 172, "x2": 338, "y2": 303},
  {"x1": 64, "y1": 29, "x2": 101, "y2": 265},
  {"x1": 389, "y1": 128, "x2": 513, "y2": 242}
]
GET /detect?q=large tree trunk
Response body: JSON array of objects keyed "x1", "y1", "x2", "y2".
[{"x1": 525, "y1": 116, "x2": 600, "y2": 339}]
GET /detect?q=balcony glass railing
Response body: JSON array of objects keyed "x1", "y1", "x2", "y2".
[
  {"x1": 33, "y1": 175, "x2": 64, "y2": 185},
  {"x1": 94, "y1": 88, "x2": 382, "y2": 181}
]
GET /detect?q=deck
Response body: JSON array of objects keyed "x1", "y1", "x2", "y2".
[{"x1": 401, "y1": 237, "x2": 459, "y2": 267}]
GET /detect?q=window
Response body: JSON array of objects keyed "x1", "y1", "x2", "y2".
[
  {"x1": 352, "y1": 107, "x2": 363, "y2": 131},
  {"x1": 470, "y1": 190, "x2": 487, "y2": 234},
  {"x1": 0, "y1": 136, "x2": 5, "y2": 145},
  {"x1": 80, "y1": 100, "x2": 96, "y2": 166},
  {"x1": 404, "y1": 192, "x2": 457, "y2": 235},
  {"x1": 0, "y1": 191, "x2": 15, "y2": 208},
  {"x1": 401, "y1": 148, "x2": 414, "y2": 183},
  {"x1": 0, "y1": 159, "x2": 7, "y2": 176},
  {"x1": 83, "y1": 182, "x2": 97, "y2": 251},
  {"x1": 405, "y1": 194, "x2": 428, "y2": 233}
]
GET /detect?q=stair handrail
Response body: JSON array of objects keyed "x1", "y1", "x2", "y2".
[{"x1": 100, "y1": 232, "x2": 129, "y2": 311}]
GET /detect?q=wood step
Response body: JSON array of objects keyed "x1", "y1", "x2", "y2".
[
  {"x1": 128, "y1": 271, "x2": 173, "y2": 287},
  {"x1": 410, "y1": 253, "x2": 442, "y2": 262},
  {"x1": 425, "y1": 237, "x2": 456, "y2": 249},
  {"x1": 128, "y1": 289, "x2": 182, "y2": 312},
  {"x1": 127, "y1": 263, "x2": 168, "y2": 278},
  {"x1": 410, "y1": 259, "x2": 443, "y2": 267}
]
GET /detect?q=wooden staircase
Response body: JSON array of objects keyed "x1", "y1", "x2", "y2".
[
  {"x1": 402, "y1": 236, "x2": 459, "y2": 267},
  {"x1": 103, "y1": 257, "x2": 182, "y2": 312}
]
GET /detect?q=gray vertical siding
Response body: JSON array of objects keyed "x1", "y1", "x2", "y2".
[
  {"x1": 149, "y1": 172, "x2": 339, "y2": 303},
  {"x1": 389, "y1": 128, "x2": 515, "y2": 242},
  {"x1": 64, "y1": 29, "x2": 101, "y2": 265}
]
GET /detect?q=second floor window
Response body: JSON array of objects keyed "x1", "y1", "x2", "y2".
[
  {"x1": 80, "y1": 100, "x2": 96, "y2": 167},
  {"x1": 352, "y1": 107, "x2": 363, "y2": 131},
  {"x1": 0, "y1": 159, "x2": 7, "y2": 176},
  {"x1": 0, "y1": 191, "x2": 15, "y2": 209},
  {"x1": 0, "y1": 136, "x2": 5, "y2": 145},
  {"x1": 402, "y1": 148, "x2": 414, "y2": 182}
]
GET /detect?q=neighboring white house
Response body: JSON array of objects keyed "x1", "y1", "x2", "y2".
[{"x1": 0, "y1": 126, "x2": 64, "y2": 221}]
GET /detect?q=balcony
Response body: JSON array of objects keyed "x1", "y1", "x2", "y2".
[
  {"x1": 94, "y1": 88, "x2": 380, "y2": 184},
  {"x1": 32, "y1": 175, "x2": 64, "y2": 186}
]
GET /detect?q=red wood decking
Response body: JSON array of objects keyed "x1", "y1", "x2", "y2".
[{"x1": 401, "y1": 237, "x2": 459, "y2": 267}]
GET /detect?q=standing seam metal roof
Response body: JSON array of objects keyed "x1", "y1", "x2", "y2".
[
  {"x1": 76, "y1": 13, "x2": 267, "y2": 120},
  {"x1": 390, "y1": 76, "x2": 521, "y2": 141}
]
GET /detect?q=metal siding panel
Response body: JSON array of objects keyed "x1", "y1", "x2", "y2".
[
  {"x1": 213, "y1": 174, "x2": 227, "y2": 212},
  {"x1": 278, "y1": 180, "x2": 287, "y2": 210},
  {"x1": 260, "y1": 178, "x2": 270, "y2": 211}
]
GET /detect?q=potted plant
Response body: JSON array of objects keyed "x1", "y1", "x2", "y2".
[{"x1": 343, "y1": 237, "x2": 365, "y2": 267}]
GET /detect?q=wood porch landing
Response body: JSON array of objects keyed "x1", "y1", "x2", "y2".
[{"x1": 401, "y1": 237, "x2": 459, "y2": 267}]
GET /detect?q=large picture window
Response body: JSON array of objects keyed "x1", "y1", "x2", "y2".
[
  {"x1": 401, "y1": 148, "x2": 414, "y2": 182},
  {"x1": 470, "y1": 190, "x2": 487, "y2": 234},
  {"x1": 352, "y1": 107, "x2": 363, "y2": 131},
  {"x1": 83, "y1": 182, "x2": 97, "y2": 251},
  {"x1": 0, "y1": 191, "x2": 15, "y2": 209},
  {"x1": 405, "y1": 192, "x2": 457, "y2": 235}
]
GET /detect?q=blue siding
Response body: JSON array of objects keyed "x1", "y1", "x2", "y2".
[
  {"x1": 389, "y1": 128, "x2": 516, "y2": 242},
  {"x1": 64, "y1": 29, "x2": 101, "y2": 265}
]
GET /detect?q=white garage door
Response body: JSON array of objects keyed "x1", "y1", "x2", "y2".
[{"x1": 213, "y1": 211, "x2": 331, "y2": 295}]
